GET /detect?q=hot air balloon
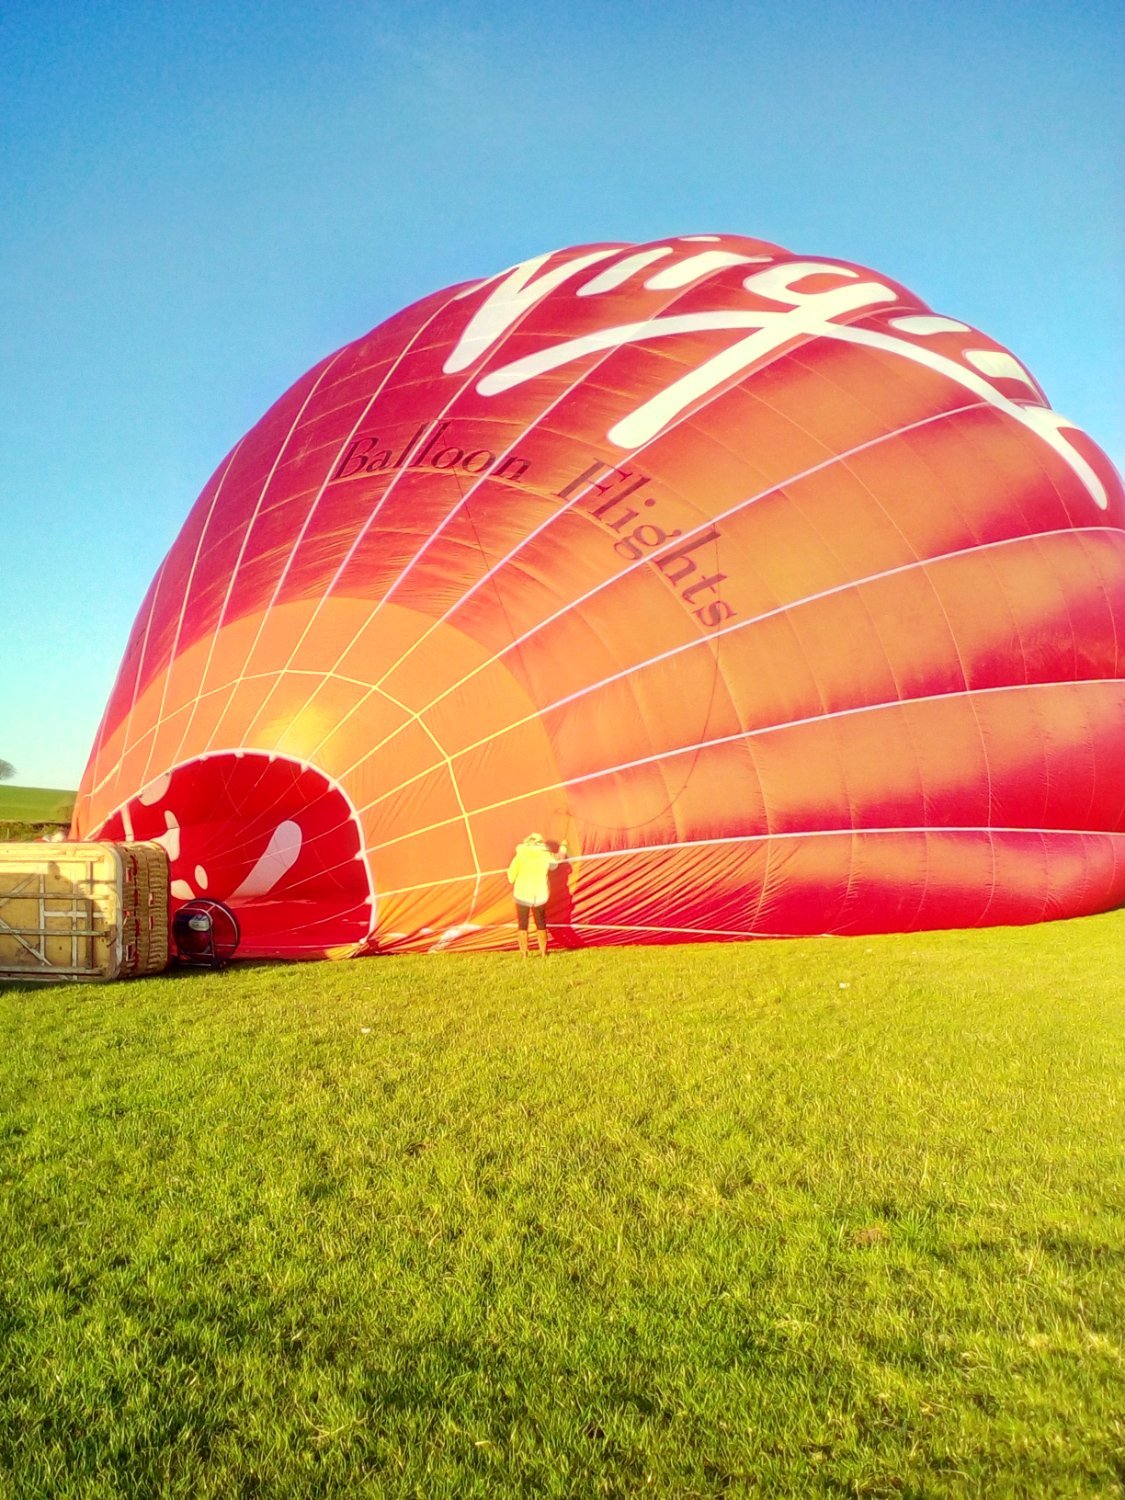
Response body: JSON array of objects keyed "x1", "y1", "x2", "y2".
[{"x1": 72, "y1": 234, "x2": 1125, "y2": 956}]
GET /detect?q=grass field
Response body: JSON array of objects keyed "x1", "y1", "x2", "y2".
[
  {"x1": 2, "y1": 915, "x2": 1123, "y2": 1497},
  {"x1": 0, "y1": 784, "x2": 75, "y2": 841}
]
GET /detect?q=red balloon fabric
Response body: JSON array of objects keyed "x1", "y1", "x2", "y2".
[{"x1": 73, "y1": 233, "x2": 1125, "y2": 956}]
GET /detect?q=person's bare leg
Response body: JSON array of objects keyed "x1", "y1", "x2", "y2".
[
  {"x1": 536, "y1": 928, "x2": 548, "y2": 957},
  {"x1": 517, "y1": 930, "x2": 529, "y2": 957}
]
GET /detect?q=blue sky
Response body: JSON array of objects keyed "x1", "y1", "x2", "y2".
[{"x1": 1, "y1": 0, "x2": 1121, "y2": 789}]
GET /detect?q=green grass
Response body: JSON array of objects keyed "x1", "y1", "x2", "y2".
[
  {"x1": 2, "y1": 916, "x2": 1124, "y2": 1497},
  {"x1": 0, "y1": 785, "x2": 75, "y2": 841}
]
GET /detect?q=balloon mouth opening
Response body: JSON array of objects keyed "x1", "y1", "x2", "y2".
[{"x1": 96, "y1": 750, "x2": 375, "y2": 958}]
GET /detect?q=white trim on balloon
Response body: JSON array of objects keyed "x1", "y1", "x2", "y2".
[
  {"x1": 161, "y1": 353, "x2": 347, "y2": 779},
  {"x1": 347, "y1": 528, "x2": 1122, "y2": 811},
  {"x1": 318, "y1": 398, "x2": 992, "y2": 789},
  {"x1": 362, "y1": 677, "x2": 1123, "y2": 852},
  {"x1": 368, "y1": 825, "x2": 1125, "y2": 903}
]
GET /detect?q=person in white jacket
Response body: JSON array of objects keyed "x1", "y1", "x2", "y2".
[{"x1": 506, "y1": 832, "x2": 568, "y2": 957}]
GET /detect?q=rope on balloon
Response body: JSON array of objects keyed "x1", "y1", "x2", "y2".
[{"x1": 446, "y1": 453, "x2": 731, "y2": 853}]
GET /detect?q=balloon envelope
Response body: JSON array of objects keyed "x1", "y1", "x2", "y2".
[{"x1": 73, "y1": 234, "x2": 1125, "y2": 955}]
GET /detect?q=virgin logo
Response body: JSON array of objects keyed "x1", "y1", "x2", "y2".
[{"x1": 444, "y1": 244, "x2": 1111, "y2": 511}]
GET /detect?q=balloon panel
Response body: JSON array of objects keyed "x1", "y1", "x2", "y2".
[{"x1": 73, "y1": 234, "x2": 1125, "y2": 955}]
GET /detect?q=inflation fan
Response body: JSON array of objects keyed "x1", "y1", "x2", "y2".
[{"x1": 172, "y1": 899, "x2": 241, "y2": 970}]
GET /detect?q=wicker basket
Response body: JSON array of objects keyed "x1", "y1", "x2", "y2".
[{"x1": 0, "y1": 842, "x2": 170, "y2": 982}]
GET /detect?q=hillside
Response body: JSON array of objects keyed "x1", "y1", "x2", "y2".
[{"x1": 0, "y1": 784, "x2": 76, "y2": 841}]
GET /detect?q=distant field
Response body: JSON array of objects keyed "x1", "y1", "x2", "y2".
[
  {"x1": 2, "y1": 914, "x2": 1123, "y2": 1496},
  {"x1": 0, "y1": 784, "x2": 75, "y2": 831}
]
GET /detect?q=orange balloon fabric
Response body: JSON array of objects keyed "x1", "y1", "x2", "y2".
[{"x1": 73, "y1": 234, "x2": 1125, "y2": 955}]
